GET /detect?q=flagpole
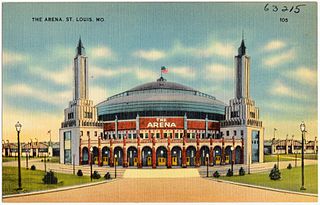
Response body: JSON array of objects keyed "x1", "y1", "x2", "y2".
[{"x1": 160, "y1": 67, "x2": 162, "y2": 78}]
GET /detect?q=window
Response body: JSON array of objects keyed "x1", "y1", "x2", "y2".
[
  {"x1": 234, "y1": 130, "x2": 237, "y2": 136},
  {"x1": 94, "y1": 131, "x2": 97, "y2": 137},
  {"x1": 64, "y1": 131, "x2": 71, "y2": 164},
  {"x1": 175, "y1": 133, "x2": 179, "y2": 139},
  {"x1": 231, "y1": 111, "x2": 239, "y2": 118},
  {"x1": 226, "y1": 131, "x2": 229, "y2": 136},
  {"x1": 156, "y1": 133, "x2": 160, "y2": 138},
  {"x1": 68, "y1": 112, "x2": 74, "y2": 119},
  {"x1": 187, "y1": 133, "x2": 191, "y2": 139},
  {"x1": 241, "y1": 130, "x2": 244, "y2": 136},
  {"x1": 140, "y1": 133, "x2": 143, "y2": 138},
  {"x1": 133, "y1": 134, "x2": 137, "y2": 139},
  {"x1": 87, "y1": 131, "x2": 90, "y2": 137},
  {"x1": 164, "y1": 133, "x2": 167, "y2": 138},
  {"x1": 84, "y1": 112, "x2": 93, "y2": 119},
  {"x1": 145, "y1": 133, "x2": 149, "y2": 139},
  {"x1": 250, "y1": 112, "x2": 255, "y2": 118}
]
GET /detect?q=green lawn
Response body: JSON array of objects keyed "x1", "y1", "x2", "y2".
[
  {"x1": 220, "y1": 164, "x2": 318, "y2": 194},
  {"x1": 263, "y1": 154, "x2": 318, "y2": 162},
  {"x1": 2, "y1": 166, "x2": 105, "y2": 195}
]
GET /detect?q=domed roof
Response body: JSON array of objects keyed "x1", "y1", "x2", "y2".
[{"x1": 128, "y1": 77, "x2": 196, "y2": 92}]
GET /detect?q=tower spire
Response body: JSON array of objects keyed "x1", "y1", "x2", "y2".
[
  {"x1": 77, "y1": 36, "x2": 85, "y2": 56},
  {"x1": 238, "y1": 31, "x2": 246, "y2": 56}
]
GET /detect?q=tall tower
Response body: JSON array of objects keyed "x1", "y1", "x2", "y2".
[
  {"x1": 74, "y1": 38, "x2": 88, "y2": 100},
  {"x1": 221, "y1": 37, "x2": 264, "y2": 165},
  {"x1": 59, "y1": 38, "x2": 103, "y2": 165}
]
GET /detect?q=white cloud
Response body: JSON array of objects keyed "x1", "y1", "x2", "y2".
[
  {"x1": 3, "y1": 51, "x2": 29, "y2": 65},
  {"x1": 289, "y1": 67, "x2": 317, "y2": 86},
  {"x1": 4, "y1": 83, "x2": 71, "y2": 106},
  {"x1": 90, "y1": 46, "x2": 116, "y2": 59},
  {"x1": 133, "y1": 49, "x2": 166, "y2": 61},
  {"x1": 205, "y1": 63, "x2": 233, "y2": 80},
  {"x1": 263, "y1": 49, "x2": 295, "y2": 67},
  {"x1": 134, "y1": 67, "x2": 158, "y2": 80},
  {"x1": 29, "y1": 65, "x2": 73, "y2": 86},
  {"x1": 269, "y1": 81, "x2": 305, "y2": 99},
  {"x1": 170, "y1": 66, "x2": 196, "y2": 79},
  {"x1": 90, "y1": 66, "x2": 130, "y2": 78},
  {"x1": 90, "y1": 85, "x2": 108, "y2": 104},
  {"x1": 263, "y1": 40, "x2": 286, "y2": 51}
]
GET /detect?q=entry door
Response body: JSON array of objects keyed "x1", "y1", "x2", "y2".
[
  {"x1": 215, "y1": 156, "x2": 221, "y2": 165},
  {"x1": 147, "y1": 157, "x2": 152, "y2": 166},
  {"x1": 134, "y1": 157, "x2": 138, "y2": 166},
  {"x1": 115, "y1": 158, "x2": 118, "y2": 166},
  {"x1": 94, "y1": 157, "x2": 98, "y2": 164},
  {"x1": 172, "y1": 157, "x2": 178, "y2": 166},
  {"x1": 186, "y1": 157, "x2": 190, "y2": 166},
  {"x1": 103, "y1": 157, "x2": 109, "y2": 165},
  {"x1": 225, "y1": 155, "x2": 229, "y2": 164},
  {"x1": 158, "y1": 157, "x2": 166, "y2": 166}
]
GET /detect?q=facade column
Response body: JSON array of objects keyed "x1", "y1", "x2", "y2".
[
  {"x1": 137, "y1": 146, "x2": 142, "y2": 168},
  {"x1": 182, "y1": 146, "x2": 187, "y2": 168},
  {"x1": 79, "y1": 137, "x2": 82, "y2": 165},
  {"x1": 123, "y1": 136, "x2": 128, "y2": 167},
  {"x1": 240, "y1": 137, "x2": 244, "y2": 164},
  {"x1": 167, "y1": 146, "x2": 172, "y2": 168},
  {"x1": 209, "y1": 147, "x2": 214, "y2": 166},
  {"x1": 88, "y1": 136, "x2": 91, "y2": 165},
  {"x1": 232, "y1": 136, "x2": 236, "y2": 163},
  {"x1": 195, "y1": 146, "x2": 200, "y2": 167},
  {"x1": 110, "y1": 139, "x2": 114, "y2": 167},
  {"x1": 123, "y1": 146, "x2": 128, "y2": 168},
  {"x1": 221, "y1": 137, "x2": 225, "y2": 165},
  {"x1": 98, "y1": 137, "x2": 102, "y2": 166},
  {"x1": 152, "y1": 146, "x2": 156, "y2": 168}
]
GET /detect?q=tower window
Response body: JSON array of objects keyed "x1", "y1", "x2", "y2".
[
  {"x1": 68, "y1": 112, "x2": 74, "y2": 119},
  {"x1": 226, "y1": 131, "x2": 229, "y2": 136},
  {"x1": 234, "y1": 130, "x2": 237, "y2": 136},
  {"x1": 231, "y1": 111, "x2": 239, "y2": 118},
  {"x1": 84, "y1": 112, "x2": 93, "y2": 119},
  {"x1": 241, "y1": 130, "x2": 244, "y2": 136},
  {"x1": 87, "y1": 131, "x2": 90, "y2": 137},
  {"x1": 250, "y1": 112, "x2": 255, "y2": 118}
]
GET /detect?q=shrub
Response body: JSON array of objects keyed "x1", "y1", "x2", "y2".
[
  {"x1": 226, "y1": 169, "x2": 233, "y2": 177},
  {"x1": 269, "y1": 164, "x2": 281, "y2": 180},
  {"x1": 287, "y1": 163, "x2": 292, "y2": 169},
  {"x1": 42, "y1": 171, "x2": 58, "y2": 184},
  {"x1": 77, "y1": 169, "x2": 83, "y2": 176},
  {"x1": 213, "y1": 171, "x2": 220, "y2": 178},
  {"x1": 92, "y1": 171, "x2": 101, "y2": 179},
  {"x1": 239, "y1": 167, "x2": 245, "y2": 176},
  {"x1": 31, "y1": 165, "x2": 36, "y2": 170},
  {"x1": 104, "y1": 172, "x2": 111, "y2": 180}
]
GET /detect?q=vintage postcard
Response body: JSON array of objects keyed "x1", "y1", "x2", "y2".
[{"x1": 2, "y1": 1, "x2": 318, "y2": 203}]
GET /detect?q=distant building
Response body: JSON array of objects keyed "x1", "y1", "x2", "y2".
[
  {"x1": 2, "y1": 141, "x2": 58, "y2": 157},
  {"x1": 264, "y1": 137, "x2": 318, "y2": 154}
]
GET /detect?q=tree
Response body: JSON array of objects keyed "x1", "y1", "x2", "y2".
[{"x1": 269, "y1": 164, "x2": 281, "y2": 180}]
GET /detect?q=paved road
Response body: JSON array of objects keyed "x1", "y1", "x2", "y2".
[{"x1": 3, "y1": 177, "x2": 317, "y2": 202}]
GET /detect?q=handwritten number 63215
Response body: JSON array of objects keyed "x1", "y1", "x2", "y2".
[{"x1": 264, "y1": 3, "x2": 306, "y2": 13}]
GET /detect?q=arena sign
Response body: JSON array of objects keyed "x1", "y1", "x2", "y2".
[{"x1": 146, "y1": 118, "x2": 178, "y2": 128}]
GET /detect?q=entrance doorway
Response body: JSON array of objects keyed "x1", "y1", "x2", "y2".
[{"x1": 156, "y1": 146, "x2": 167, "y2": 166}]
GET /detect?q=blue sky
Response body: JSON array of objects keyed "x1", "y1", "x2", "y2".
[{"x1": 2, "y1": 2, "x2": 317, "y2": 142}]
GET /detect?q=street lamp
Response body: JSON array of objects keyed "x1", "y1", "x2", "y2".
[
  {"x1": 114, "y1": 154, "x2": 117, "y2": 179},
  {"x1": 231, "y1": 147, "x2": 234, "y2": 175},
  {"x1": 206, "y1": 153, "x2": 209, "y2": 177},
  {"x1": 90, "y1": 147, "x2": 93, "y2": 181},
  {"x1": 26, "y1": 145, "x2": 29, "y2": 170},
  {"x1": 300, "y1": 121, "x2": 306, "y2": 190},
  {"x1": 15, "y1": 121, "x2": 22, "y2": 191}
]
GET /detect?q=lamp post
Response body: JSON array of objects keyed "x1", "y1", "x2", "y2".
[
  {"x1": 300, "y1": 122, "x2": 306, "y2": 190},
  {"x1": 295, "y1": 152, "x2": 297, "y2": 167},
  {"x1": 206, "y1": 153, "x2": 209, "y2": 177},
  {"x1": 44, "y1": 153, "x2": 47, "y2": 173},
  {"x1": 15, "y1": 121, "x2": 22, "y2": 191},
  {"x1": 231, "y1": 147, "x2": 234, "y2": 175},
  {"x1": 90, "y1": 147, "x2": 93, "y2": 181},
  {"x1": 277, "y1": 152, "x2": 280, "y2": 169},
  {"x1": 26, "y1": 147, "x2": 29, "y2": 170},
  {"x1": 114, "y1": 154, "x2": 117, "y2": 179}
]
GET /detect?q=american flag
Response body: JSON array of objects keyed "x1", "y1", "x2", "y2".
[{"x1": 161, "y1": 66, "x2": 168, "y2": 74}]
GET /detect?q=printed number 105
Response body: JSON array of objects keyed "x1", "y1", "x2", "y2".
[{"x1": 280, "y1": 18, "x2": 288, "y2": 22}]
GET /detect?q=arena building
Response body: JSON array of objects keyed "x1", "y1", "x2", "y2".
[{"x1": 59, "y1": 38, "x2": 264, "y2": 168}]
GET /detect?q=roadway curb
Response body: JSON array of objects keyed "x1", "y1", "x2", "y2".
[
  {"x1": 207, "y1": 178, "x2": 318, "y2": 197},
  {"x1": 2, "y1": 178, "x2": 118, "y2": 199}
]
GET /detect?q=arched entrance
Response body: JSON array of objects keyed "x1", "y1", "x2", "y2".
[
  {"x1": 101, "y1": 147, "x2": 110, "y2": 166},
  {"x1": 127, "y1": 146, "x2": 138, "y2": 166},
  {"x1": 171, "y1": 146, "x2": 182, "y2": 166},
  {"x1": 235, "y1": 146, "x2": 241, "y2": 164},
  {"x1": 213, "y1": 146, "x2": 222, "y2": 165},
  {"x1": 142, "y1": 146, "x2": 152, "y2": 166},
  {"x1": 186, "y1": 146, "x2": 196, "y2": 166},
  {"x1": 225, "y1": 146, "x2": 232, "y2": 164},
  {"x1": 200, "y1": 146, "x2": 210, "y2": 166},
  {"x1": 92, "y1": 146, "x2": 99, "y2": 165},
  {"x1": 82, "y1": 147, "x2": 89, "y2": 165},
  {"x1": 114, "y1": 146, "x2": 123, "y2": 166},
  {"x1": 156, "y1": 146, "x2": 167, "y2": 166}
]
